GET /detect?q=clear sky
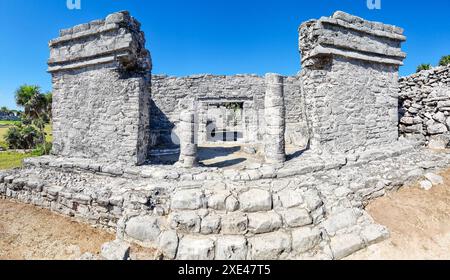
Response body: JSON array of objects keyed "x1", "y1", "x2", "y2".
[{"x1": 1, "y1": 0, "x2": 450, "y2": 110}]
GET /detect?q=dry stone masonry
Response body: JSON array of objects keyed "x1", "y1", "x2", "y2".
[
  {"x1": 299, "y1": 11, "x2": 406, "y2": 153},
  {"x1": 2, "y1": 10, "x2": 450, "y2": 260},
  {"x1": 399, "y1": 65, "x2": 450, "y2": 149},
  {"x1": 49, "y1": 11, "x2": 152, "y2": 165}
]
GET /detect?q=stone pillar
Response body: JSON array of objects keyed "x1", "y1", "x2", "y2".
[
  {"x1": 177, "y1": 110, "x2": 198, "y2": 168},
  {"x1": 299, "y1": 11, "x2": 406, "y2": 153},
  {"x1": 48, "y1": 11, "x2": 152, "y2": 165},
  {"x1": 264, "y1": 73, "x2": 286, "y2": 164}
]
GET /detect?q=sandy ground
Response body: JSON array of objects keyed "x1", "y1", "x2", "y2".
[
  {"x1": 347, "y1": 170, "x2": 450, "y2": 260},
  {"x1": 1, "y1": 168, "x2": 449, "y2": 260},
  {"x1": 0, "y1": 199, "x2": 156, "y2": 260}
]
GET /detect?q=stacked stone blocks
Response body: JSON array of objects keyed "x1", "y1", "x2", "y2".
[
  {"x1": 299, "y1": 11, "x2": 406, "y2": 153},
  {"x1": 49, "y1": 11, "x2": 152, "y2": 165},
  {"x1": 264, "y1": 73, "x2": 286, "y2": 163},
  {"x1": 399, "y1": 65, "x2": 450, "y2": 148}
]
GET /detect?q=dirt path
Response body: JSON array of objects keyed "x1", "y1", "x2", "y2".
[
  {"x1": 0, "y1": 199, "x2": 115, "y2": 260},
  {"x1": 347, "y1": 170, "x2": 450, "y2": 260}
]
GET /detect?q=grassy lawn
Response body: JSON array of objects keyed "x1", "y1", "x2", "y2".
[{"x1": 0, "y1": 151, "x2": 35, "y2": 170}]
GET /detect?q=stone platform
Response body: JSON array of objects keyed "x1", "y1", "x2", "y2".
[{"x1": 2, "y1": 139, "x2": 450, "y2": 260}]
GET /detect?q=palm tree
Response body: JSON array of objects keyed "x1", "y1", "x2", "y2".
[
  {"x1": 416, "y1": 64, "x2": 432, "y2": 73},
  {"x1": 14, "y1": 85, "x2": 51, "y2": 153}
]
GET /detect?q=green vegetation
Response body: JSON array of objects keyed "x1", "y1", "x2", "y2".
[
  {"x1": 5, "y1": 124, "x2": 41, "y2": 149},
  {"x1": 439, "y1": 55, "x2": 450, "y2": 67},
  {"x1": 4, "y1": 85, "x2": 53, "y2": 154},
  {"x1": 0, "y1": 84, "x2": 53, "y2": 170},
  {"x1": 416, "y1": 63, "x2": 432, "y2": 73},
  {"x1": 0, "y1": 151, "x2": 36, "y2": 170}
]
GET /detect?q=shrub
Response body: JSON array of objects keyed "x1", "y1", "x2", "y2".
[
  {"x1": 32, "y1": 142, "x2": 52, "y2": 156},
  {"x1": 416, "y1": 64, "x2": 432, "y2": 72},
  {"x1": 5, "y1": 124, "x2": 41, "y2": 149},
  {"x1": 439, "y1": 55, "x2": 450, "y2": 66}
]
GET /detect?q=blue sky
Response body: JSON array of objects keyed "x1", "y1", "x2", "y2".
[{"x1": 1, "y1": 0, "x2": 450, "y2": 110}]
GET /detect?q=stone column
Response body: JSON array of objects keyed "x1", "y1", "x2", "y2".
[
  {"x1": 264, "y1": 73, "x2": 286, "y2": 164},
  {"x1": 177, "y1": 110, "x2": 198, "y2": 168}
]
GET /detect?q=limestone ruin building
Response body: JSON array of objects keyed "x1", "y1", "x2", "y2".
[{"x1": 2, "y1": 10, "x2": 450, "y2": 260}]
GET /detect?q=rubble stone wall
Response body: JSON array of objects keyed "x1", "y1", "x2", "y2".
[
  {"x1": 399, "y1": 65, "x2": 450, "y2": 148},
  {"x1": 150, "y1": 74, "x2": 307, "y2": 148},
  {"x1": 299, "y1": 11, "x2": 406, "y2": 153},
  {"x1": 48, "y1": 11, "x2": 152, "y2": 165}
]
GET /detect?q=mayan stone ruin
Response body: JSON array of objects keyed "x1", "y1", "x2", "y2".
[{"x1": 2, "y1": 10, "x2": 450, "y2": 260}]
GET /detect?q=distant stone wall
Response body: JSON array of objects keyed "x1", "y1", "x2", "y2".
[
  {"x1": 399, "y1": 65, "x2": 450, "y2": 148},
  {"x1": 299, "y1": 11, "x2": 406, "y2": 153},
  {"x1": 48, "y1": 11, "x2": 152, "y2": 165},
  {"x1": 150, "y1": 74, "x2": 307, "y2": 148}
]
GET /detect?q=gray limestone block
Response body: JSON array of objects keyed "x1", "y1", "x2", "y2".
[
  {"x1": 215, "y1": 236, "x2": 248, "y2": 260},
  {"x1": 169, "y1": 211, "x2": 201, "y2": 233},
  {"x1": 200, "y1": 214, "x2": 221, "y2": 234},
  {"x1": 101, "y1": 240, "x2": 130, "y2": 260},
  {"x1": 176, "y1": 236, "x2": 215, "y2": 260},
  {"x1": 207, "y1": 190, "x2": 231, "y2": 210},
  {"x1": 221, "y1": 212, "x2": 248, "y2": 235},
  {"x1": 329, "y1": 233, "x2": 364, "y2": 260},
  {"x1": 125, "y1": 216, "x2": 161, "y2": 243},
  {"x1": 279, "y1": 208, "x2": 312, "y2": 228},
  {"x1": 291, "y1": 227, "x2": 322, "y2": 254},
  {"x1": 171, "y1": 189, "x2": 204, "y2": 210},
  {"x1": 239, "y1": 189, "x2": 272, "y2": 212},
  {"x1": 277, "y1": 189, "x2": 303, "y2": 208},
  {"x1": 158, "y1": 230, "x2": 179, "y2": 260},
  {"x1": 247, "y1": 211, "x2": 282, "y2": 234},
  {"x1": 323, "y1": 209, "x2": 359, "y2": 235},
  {"x1": 248, "y1": 231, "x2": 291, "y2": 260},
  {"x1": 360, "y1": 224, "x2": 389, "y2": 245}
]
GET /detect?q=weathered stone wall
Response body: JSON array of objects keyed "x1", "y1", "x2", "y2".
[
  {"x1": 299, "y1": 11, "x2": 406, "y2": 153},
  {"x1": 150, "y1": 74, "x2": 306, "y2": 148},
  {"x1": 48, "y1": 11, "x2": 152, "y2": 165},
  {"x1": 399, "y1": 65, "x2": 450, "y2": 148}
]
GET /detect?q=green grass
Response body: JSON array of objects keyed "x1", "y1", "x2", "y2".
[
  {"x1": 0, "y1": 120, "x2": 21, "y2": 126},
  {"x1": 0, "y1": 151, "x2": 35, "y2": 170}
]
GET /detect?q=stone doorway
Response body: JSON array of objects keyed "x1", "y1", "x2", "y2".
[{"x1": 204, "y1": 102, "x2": 244, "y2": 143}]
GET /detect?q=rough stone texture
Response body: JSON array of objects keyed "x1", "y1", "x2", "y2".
[
  {"x1": 124, "y1": 216, "x2": 160, "y2": 244},
  {"x1": 4, "y1": 10, "x2": 450, "y2": 261},
  {"x1": 299, "y1": 11, "x2": 405, "y2": 153},
  {"x1": 101, "y1": 240, "x2": 130, "y2": 260},
  {"x1": 248, "y1": 231, "x2": 291, "y2": 260},
  {"x1": 215, "y1": 236, "x2": 248, "y2": 260},
  {"x1": 329, "y1": 234, "x2": 364, "y2": 259},
  {"x1": 49, "y1": 11, "x2": 152, "y2": 165},
  {"x1": 2, "y1": 140, "x2": 450, "y2": 259},
  {"x1": 399, "y1": 65, "x2": 450, "y2": 146},
  {"x1": 158, "y1": 230, "x2": 179, "y2": 259},
  {"x1": 239, "y1": 189, "x2": 272, "y2": 212},
  {"x1": 176, "y1": 110, "x2": 198, "y2": 167},
  {"x1": 264, "y1": 73, "x2": 286, "y2": 163},
  {"x1": 177, "y1": 236, "x2": 215, "y2": 260},
  {"x1": 291, "y1": 227, "x2": 322, "y2": 254},
  {"x1": 150, "y1": 74, "x2": 307, "y2": 148}
]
